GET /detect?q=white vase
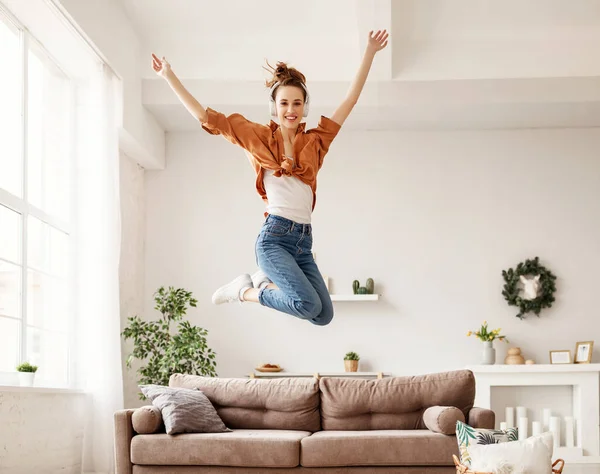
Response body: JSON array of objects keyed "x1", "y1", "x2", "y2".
[
  {"x1": 18, "y1": 372, "x2": 35, "y2": 387},
  {"x1": 482, "y1": 341, "x2": 496, "y2": 365}
]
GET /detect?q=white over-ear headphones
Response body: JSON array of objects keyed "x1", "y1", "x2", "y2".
[{"x1": 269, "y1": 82, "x2": 310, "y2": 118}]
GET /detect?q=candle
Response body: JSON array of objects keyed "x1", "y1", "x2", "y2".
[
  {"x1": 516, "y1": 406, "x2": 527, "y2": 420},
  {"x1": 550, "y1": 416, "x2": 561, "y2": 448},
  {"x1": 565, "y1": 417, "x2": 574, "y2": 448},
  {"x1": 518, "y1": 417, "x2": 529, "y2": 440},
  {"x1": 532, "y1": 421, "x2": 542, "y2": 437},
  {"x1": 500, "y1": 422, "x2": 507, "y2": 431},
  {"x1": 543, "y1": 408, "x2": 552, "y2": 431},
  {"x1": 505, "y1": 407, "x2": 515, "y2": 429}
]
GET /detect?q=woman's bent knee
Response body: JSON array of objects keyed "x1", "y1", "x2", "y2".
[
  {"x1": 312, "y1": 306, "x2": 334, "y2": 326},
  {"x1": 293, "y1": 298, "x2": 322, "y2": 320}
]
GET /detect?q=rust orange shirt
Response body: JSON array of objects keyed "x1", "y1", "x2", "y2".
[{"x1": 201, "y1": 107, "x2": 341, "y2": 211}]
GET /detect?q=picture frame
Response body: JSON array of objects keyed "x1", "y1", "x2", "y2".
[
  {"x1": 574, "y1": 341, "x2": 594, "y2": 364},
  {"x1": 549, "y1": 350, "x2": 572, "y2": 364}
]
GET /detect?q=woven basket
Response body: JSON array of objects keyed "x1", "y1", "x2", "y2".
[{"x1": 453, "y1": 455, "x2": 565, "y2": 474}]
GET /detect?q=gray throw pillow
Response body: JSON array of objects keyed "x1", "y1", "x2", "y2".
[{"x1": 139, "y1": 384, "x2": 231, "y2": 435}]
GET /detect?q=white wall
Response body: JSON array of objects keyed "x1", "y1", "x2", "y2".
[
  {"x1": 119, "y1": 153, "x2": 147, "y2": 409},
  {"x1": 141, "y1": 125, "x2": 600, "y2": 384},
  {"x1": 56, "y1": 0, "x2": 165, "y2": 170},
  {"x1": 0, "y1": 389, "x2": 87, "y2": 473},
  {"x1": 391, "y1": 0, "x2": 600, "y2": 80}
]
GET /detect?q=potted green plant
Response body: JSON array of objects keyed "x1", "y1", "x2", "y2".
[
  {"x1": 466, "y1": 321, "x2": 509, "y2": 365},
  {"x1": 344, "y1": 352, "x2": 360, "y2": 372},
  {"x1": 16, "y1": 362, "x2": 38, "y2": 387},
  {"x1": 122, "y1": 286, "x2": 218, "y2": 397}
]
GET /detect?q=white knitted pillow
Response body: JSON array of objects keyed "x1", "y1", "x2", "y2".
[{"x1": 468, "y1": 432, "x2": 554, "y2": 474}]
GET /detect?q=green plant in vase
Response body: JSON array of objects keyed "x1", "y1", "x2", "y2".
[
  {"x1": 344, "y1": 351, "x2": 360, "y2": 372},
  {"x1": 352, "y1": 279, "x2": 374, "y2": 295},
  {"x1": 122, "y1": 286, "x2": 217, "y2": 398},
  {"x1": 16, "y1": 362, "x2": 38, "y2": 387},
  {"x1": 467, "y1": 321, "x2": 508, "y2": 365}
]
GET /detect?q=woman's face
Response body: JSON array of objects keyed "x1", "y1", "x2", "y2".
[{"x1": 275, "y1": 85, "x2": 305, "y2": 129}]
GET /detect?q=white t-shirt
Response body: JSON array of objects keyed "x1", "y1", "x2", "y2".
[{"x1": 263, "y1": 168, "x2": 313, "y2": 224}]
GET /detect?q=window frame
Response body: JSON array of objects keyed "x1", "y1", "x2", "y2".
[{"x1": 0, "y1": 8, "x2": 77, "y2": 388}]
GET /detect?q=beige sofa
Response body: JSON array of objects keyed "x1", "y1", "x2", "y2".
[{"x1": 114, "y1": 369, "x2": 494, "y2": 473}]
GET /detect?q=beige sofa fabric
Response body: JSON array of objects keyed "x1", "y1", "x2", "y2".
[
  {"x1": 300, "y1": 430, "x2": 459, "y2": 467},
  {"x1": 115, "y1": 370, "x2": 489, "y2": 474},
  {"x1": 467, "y1": 406, "x2": 495, "y2": 429},
  {"x1": 169, "y1": 374, "x2": 321, "y2": 431},
  {"x1": 114, "y1": 409, "x2": 135, "y2": 474},
  {"x1": 422, "y1": 406, "x2": 465, "y2": 434},
  {"x1": 132, "y1": 405, "x2": 163, "y2": 434},
  {"x1": 319, "y1": 370, "x2": 475, "y2": 430},
  {"x1": 131, "y1": 429, "x2": 311, "y2": 467},
  {"x1": 132, "y1": 467, "x2": 455, "y2": 473}
]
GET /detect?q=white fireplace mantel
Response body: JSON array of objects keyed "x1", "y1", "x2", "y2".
[{"x1": 467, "y1": 364, "x2": 600, "y2": 463}]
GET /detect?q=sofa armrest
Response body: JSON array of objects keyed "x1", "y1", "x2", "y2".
[
  {"x1": 468, "y1": 407, "x2": 495, "y2": 429},
  {"x1": 114, "y1": 409, "x2": 135, "y2": 474}
]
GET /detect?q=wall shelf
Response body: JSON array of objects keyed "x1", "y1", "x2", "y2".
[{"x1": 330, "y1": 294, "x2": 379, "y2": 302}]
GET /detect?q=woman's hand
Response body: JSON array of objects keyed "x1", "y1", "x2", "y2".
[
  {"x1": 152, "y1": 53, "x2": 172, "y2": 78},
  {"x1": 367, "y1": 29, "x2": 389, "y2": 55},
  {"x1": 330, "y1": 29, "x2": 390, "y2": 127},
  {"x1": 152, "y1": 53, "x2": 207, "y2": 122}
]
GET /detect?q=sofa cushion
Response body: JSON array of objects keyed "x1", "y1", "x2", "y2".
[
  {"x1": 131, "y1": 429, "x2": 311, "y2": 468},
  {"x1": 169, "y1": 374, "x2": 321, "y2": 431},
  {"x1": 423, "y1": 406, "x2": 465, "y2": 435},
  {"x1": 140, "y1": 385, "x2": 231, "y2": 435},
  {"x1": 468, "y1": 432, "x2": 553, "y2": 474},
  {"x1": 132, "y1": 405, "x2": 163, "y2": 434},
  {"x1": 467, "y1": 407, "x2": 496, "y2": 429},
  {"x1": 301, "y1": 430, "x2": 459, "y2": 467},
  {"x1": 456, "y1": 419, "x2": 518, "y2": 467},
  {"x1": 319, "y1": 369, "x2": 475, "y2": 430}
]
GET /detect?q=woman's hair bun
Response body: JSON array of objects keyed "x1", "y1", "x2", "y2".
[{"x1": 264, "y1": 60, "x2": 307, "y2": 93}]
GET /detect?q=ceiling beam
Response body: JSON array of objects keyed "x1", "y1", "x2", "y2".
[{"x1": 144, "y1": 76, "x2": 600, "y2": 109}]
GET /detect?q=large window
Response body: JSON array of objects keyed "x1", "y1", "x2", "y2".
[{"x1": 0, "y1": 12, "x2": 73, "y2": 387}]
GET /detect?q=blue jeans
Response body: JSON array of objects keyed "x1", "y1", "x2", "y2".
[{"x1": 255, "y1": 214, "x2": 334, "y2": 326}]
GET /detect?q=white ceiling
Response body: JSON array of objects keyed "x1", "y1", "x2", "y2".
[{"x1": 120, "y1": 0, "x2": 600, "y2": 131}]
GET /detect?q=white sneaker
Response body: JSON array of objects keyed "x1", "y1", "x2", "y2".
[
  {"x1": 212, "y1": 274, "x2": 253, "y2": 304},
  {"x1": 251, "y1": 268, "x2": 271, "y2": 289}
]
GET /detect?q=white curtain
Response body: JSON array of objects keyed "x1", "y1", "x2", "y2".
[{"x1": 75, "y1": 62, "x2": 124, "y2": 474}]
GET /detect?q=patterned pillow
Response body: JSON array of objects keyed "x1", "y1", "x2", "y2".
[
  {"x1": 468, "y1": 432, "x2": 554, "y2": 474},
  {"x1": 456, "y1": 419, "x2": 518, "y2": 466},
  {"x1": 140, "y1": 384, "x2": 232, "y2": 435}
]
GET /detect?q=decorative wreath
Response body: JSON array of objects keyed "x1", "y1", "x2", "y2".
[{"x1": 501, "y1": 256, "x2": 557, "y2": 320}]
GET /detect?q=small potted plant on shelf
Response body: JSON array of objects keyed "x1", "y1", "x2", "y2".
[
  {"x1": 344, "y1": 352, "x2": 360, "y2": 372},
  {"x1": 466, "y1": 321, "x2": 509, "y2": 365},
  {"x1": 16, "y1": 362, "x2": 38, "y2": 387}
]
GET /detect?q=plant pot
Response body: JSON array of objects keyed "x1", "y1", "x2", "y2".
[
  {"x1": 18, "y1": 372, "x2": 35, "y2": 387},
  {"x1": 481, "y1": 341, "x2": 496, "y2": 365},
  {"x1": 344, "y1": 360, "x2": 359, "y2": 372}
]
